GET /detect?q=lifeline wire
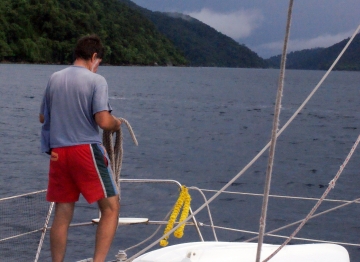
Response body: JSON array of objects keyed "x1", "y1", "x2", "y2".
[{"x1": 245, "y1": 197, "x2": 360, "y2": 244}]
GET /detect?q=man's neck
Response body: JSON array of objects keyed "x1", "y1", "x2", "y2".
[{"x1": 74, "y1": 58, "x2": 91, "y2": 71}]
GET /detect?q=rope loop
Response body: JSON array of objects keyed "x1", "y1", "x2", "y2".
[
  {"x1": 160, "y1": 186, "x2": 192, "y2": 246},
  {"x1": 102, "y1": 117, "x2": 138, "y2": 193}
]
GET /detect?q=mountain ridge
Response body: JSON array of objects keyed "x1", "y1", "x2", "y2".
[
  {"x1": 118, "y1": 0, "x2": 267, "y2": 68},
  {"x1": 266, "y1": 34, "x2": 360, "y2": 71},
  {"x1": 1, "y1": 0, "x2": 359, "y2": 70}
]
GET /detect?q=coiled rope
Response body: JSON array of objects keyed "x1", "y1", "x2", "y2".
[{"x1": 102, "y1": 117, "x2": 138, "y2": 192}]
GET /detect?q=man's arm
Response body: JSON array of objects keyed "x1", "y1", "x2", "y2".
[{"x1": 95, "y1": 111, "x2": 121, "y2": 131}]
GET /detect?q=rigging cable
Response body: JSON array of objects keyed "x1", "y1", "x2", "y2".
[
  {"x1": 124, "y1": 20, "x2": 360, "y2": 260},
  {"x1": 256, "y1": 0, "x2": 294, "y2": 261},
  {"x1": 263, "y1": 134, "x2": 360, "y2": 261}
]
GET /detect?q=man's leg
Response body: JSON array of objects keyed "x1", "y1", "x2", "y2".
[
  {"x1": 93, "y1": 195, "x2": 120, "y2": 262},
  {"x1": 50, "y1": 202, "x2": 75, "y2": 262}
]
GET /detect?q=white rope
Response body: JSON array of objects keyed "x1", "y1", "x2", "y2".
[
  {"x1": 125, "y1": 44, "x2": 357, "y2": 260},
  {"x1": 193, "y1": 189, "x2": 360, "y2": 247},
  {"x1": 246, "y1": 197, "x2": 360, "y2": 243},
  {"x1": 188, "y1": 187, "x2": 218, "y2": 241},
  {"x1": 103, "y1": 118, "x2": 138, "y2": 193},
  {"x1": 125, "y1": 22, "x2": 360, "y2": 262},
  {"x1": 200, "y1": 223, "x2": 360, "y2": 247},
  {"x1": 123, "y1": 210, "x2": 172, "y2": 253},
  {"x1": 276, "y1": 23, "x2": 360, "y2": 139},
  {"x1": 198, "y1": 188, "x2": 360, "y2": 204},
  {"x1": 263, "y1": 134, "x2": 360, "y2": 262},
  {"x1": 35, "y1": 202, "x2": 54, "y2": 262},
  {"x1": 186, "y1": 188, "x2": 360, "y2": 246},
  {"x1": 0, "y1": 229, "x2": 43, "y2": 243},
  {"x1": 256, "y1": 1, "x2": 294, "y2": 261},
  {"x1": 0, "y1": 189, "x2": 47, "y2": 202}
]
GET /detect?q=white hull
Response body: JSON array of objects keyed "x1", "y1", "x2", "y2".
[{"x1": 133, "y1": 242, "x2": 350, "y2": 262}]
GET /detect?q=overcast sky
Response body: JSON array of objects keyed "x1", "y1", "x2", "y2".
[{"x1": 131, "y1": 0, "x2": 360, "y2": 58}]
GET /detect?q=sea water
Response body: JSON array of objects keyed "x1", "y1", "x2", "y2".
[{"x1": 0, "y1": 64, "x2": 359, "y2": 261}]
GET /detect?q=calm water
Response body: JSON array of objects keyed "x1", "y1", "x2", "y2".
[{"x1": 0, "y1": 64, "x2": 359, "y2": 261}]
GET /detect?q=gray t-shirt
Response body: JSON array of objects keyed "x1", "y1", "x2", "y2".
[{"x1": 40, "y1": 66, "x2": 112, "y2": 153}]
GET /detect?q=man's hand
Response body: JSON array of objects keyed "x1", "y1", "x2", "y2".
[{"x1": 112, "y1": 115, "x2": 121, "y2": 132}]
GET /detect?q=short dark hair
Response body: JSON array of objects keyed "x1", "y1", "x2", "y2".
[{"x1": 74, "y1": 35, "x2": 104, "y2": 60}]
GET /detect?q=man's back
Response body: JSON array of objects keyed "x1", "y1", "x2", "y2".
[{"x1": 41, "y1": 66, "x2": 111, "y2": 149}]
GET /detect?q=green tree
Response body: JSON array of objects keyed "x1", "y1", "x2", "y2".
[{"x1": 0, "y1": 0, "x2": 187, "y2": 65}]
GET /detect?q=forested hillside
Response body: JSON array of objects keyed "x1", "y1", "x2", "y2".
[
  {"x1": 119, "y1": 0, "x2": 267, "y2": 68},
  {"x1": 145, "y1": 12, "x2": 267, "y2": 68},
  {"x1": 0, "y1": 0, "x2": 187, "y2": 65},
  {"x1": 266, "y1": 34, "x2": 360, "y2": 71},
  {"x1": 3, "y1": 0, "x2": 358, "y2": 69}
]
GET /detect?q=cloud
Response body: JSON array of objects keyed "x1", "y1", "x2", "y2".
[
  {"x1": 258, "y1": 30, "x2": 354, "y2": 54},
  {"x1": 186, "y1": 8, "x2": 264, "y2": 39}
]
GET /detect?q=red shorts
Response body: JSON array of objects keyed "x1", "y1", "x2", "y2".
[{"x1": 46, "y1": 144, "x2": 119, "y2": 204}]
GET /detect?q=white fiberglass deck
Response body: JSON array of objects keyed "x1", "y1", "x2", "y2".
[{"x1": 133, "y1": 242, "x2": 350, "y2": 262}]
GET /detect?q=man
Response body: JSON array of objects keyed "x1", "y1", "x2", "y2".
[{"x1": 39, "y1": 35, "x2": 121, "y2": 262}]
